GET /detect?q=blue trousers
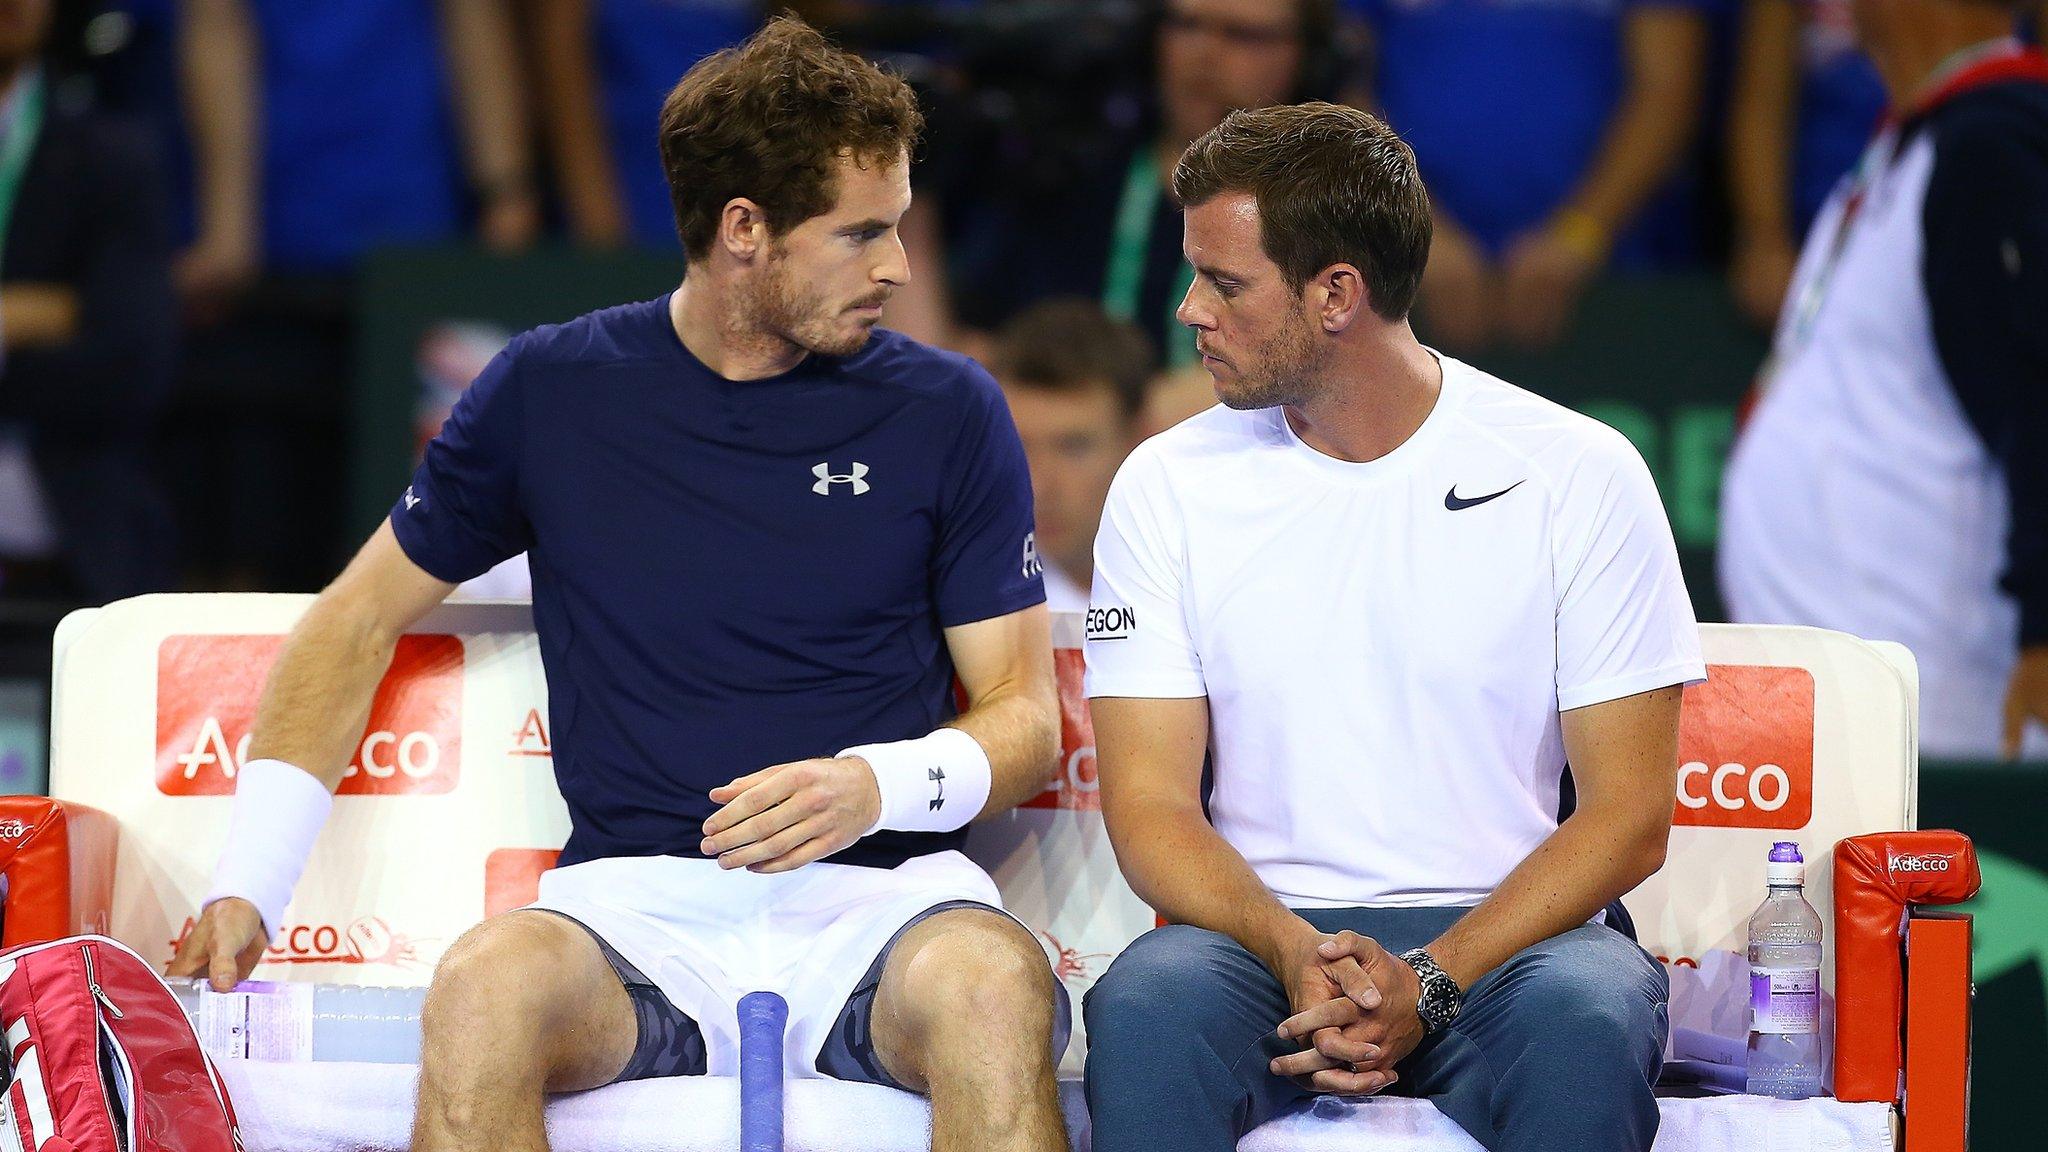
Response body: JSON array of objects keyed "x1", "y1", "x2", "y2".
[{"x1": 1083, "y1": 907, "x2": 1668, "y2": 1152}]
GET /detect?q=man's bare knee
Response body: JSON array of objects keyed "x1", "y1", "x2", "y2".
[
  {"x1": 420, "y1": 911, "x2": 637, "y2": 1093},
  {"x1": 874, "y1": 910, "x2": 1059, "y2": 1092}
]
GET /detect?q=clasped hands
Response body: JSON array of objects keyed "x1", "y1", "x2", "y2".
[{"x1": 1268, "y1": 929, "x2": 1427, "y2": 1096}]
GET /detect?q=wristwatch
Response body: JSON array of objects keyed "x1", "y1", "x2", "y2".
[{"x1": 1399, "y1": 947, "x2": 1464, "y2": 1036}]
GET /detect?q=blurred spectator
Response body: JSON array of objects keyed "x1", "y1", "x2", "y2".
[
  {"x1": 1141, "y1": 362, "x2": 1220, "y2": 437},
  {"x1": 527, "y1": 0, "x2": 758, "y2": 248},
  {"x1": 166, "y1": 0, "x2": 537, "y2": 590},
  {"x1": 1348, "y1": 0, "x2": 1711, "y2": 351},
  {"x1": 1719, "y1": 0, "x2": 2048, "y2": 759},
  {"x1": 0, "y1": 0, "x2": 177, "y2": 601},
  {"x1": 905, "y1": 0, "x2": 1340, "y2": 365},
  {"x1": 179, "y1": 0, "x2": 537, "y2": 302},
  {"x1": 1725, "y1": 0, "x2": 1885, "y2": 328},
  {"x1": 990, "y1": 299, "x2": 1152, "y2": 612}
]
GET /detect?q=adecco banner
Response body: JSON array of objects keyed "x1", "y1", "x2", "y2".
[
  {"x1": 1622, "y1": 628, "x2": 1916, "y2": 990},
  {"x1": 156, "y1": 635, "x2": 464, "y2": 796},
  {"x1": 1674, "y1": 665, "x2": 1815, "y2": 830},
  {"x1": 51, "y1": 596, "x2": 564, "y2": 987},
  {"x1": 53, "y1": 600, "x2": 1914, "y2": 1070}
]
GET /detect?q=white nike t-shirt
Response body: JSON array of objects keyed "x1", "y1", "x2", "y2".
[{"x1": 1085, "y1": 356, "x2": 1705, "y2": 908}]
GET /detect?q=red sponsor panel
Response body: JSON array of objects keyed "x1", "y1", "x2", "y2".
[
  {"x1": 1673, "y1": 664, "x2": 1815, "y2": 829},
  {"x1": 485, "y1": 848, "x2": 562, "y2": 916},
  {"x1": 1022, "y1": 648, "x2": 1100, "y2": 811},
  {"x1": 156, "y1": 634, "x2": 464, "y2": 795}
]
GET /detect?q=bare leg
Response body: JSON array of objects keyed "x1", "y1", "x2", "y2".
[
  {"x1": 870, "y1": 908, "x2": 1069, "y2": 1152},
  {"x1": 410, "y1": 911, "x2": 640, "y2": 1152}
]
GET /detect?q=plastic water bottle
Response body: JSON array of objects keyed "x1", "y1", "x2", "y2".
[
  {"x1": 1745, "y1": 841, "x2": 1825, "y2": 1098},
  {"x1": 168, "y1": 978, "x2": 425, "y2": 1063}
]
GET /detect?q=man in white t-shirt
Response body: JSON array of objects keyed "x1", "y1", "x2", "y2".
[{"x1": 1081, "y1": 103, "x2": 1705, "y2": 1152}]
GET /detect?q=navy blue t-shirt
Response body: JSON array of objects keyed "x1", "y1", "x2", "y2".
[{"x1": 391, "y1": 296, "x2": 1045, "y2": 868}]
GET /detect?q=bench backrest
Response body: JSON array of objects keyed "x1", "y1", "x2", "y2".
[{"x1": 49, "y1": 597, "x2": 1914, "y2": 1073}]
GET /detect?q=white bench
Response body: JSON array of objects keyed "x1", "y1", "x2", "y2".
[{"x1": 22, "y1": 597, "x2": 1937, "y2": 1149}]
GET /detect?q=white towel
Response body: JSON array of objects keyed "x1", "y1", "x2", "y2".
[{"x1": 219, "y1": 1063, "x2": 1890, "y2": 1152}]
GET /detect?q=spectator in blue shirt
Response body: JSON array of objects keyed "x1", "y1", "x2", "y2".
[
  {"x1": 175, "y1": 0, "x2": 538, "y2": 306},
  {"x1": 1725, "y1": 0, "x2": 1886, "y2": 328},
  {"x1": 1347, "y1": 0, "x2": 1712, "y2": 351}
]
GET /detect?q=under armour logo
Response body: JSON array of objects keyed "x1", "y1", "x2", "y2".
[
  {"x1": 403, "y1": 486, "x2": 422, "y2": 511},
  {"x1": 929, "y1": 766, "x2": 946, "y2": 811},
  {"x1": 812, "y1": 462, "x2": 871, "y2": 495},
  {"x1": 1022, "y1": 532, "x2": 1042, "y2": 579}
]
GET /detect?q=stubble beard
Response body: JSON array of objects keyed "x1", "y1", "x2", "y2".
[
  {"x1": 1214, "y1": 315, "x2": 1327, "y2": 412},
  {"x1": 751, "y1": 247, "x2": 875, "y2": 359}
]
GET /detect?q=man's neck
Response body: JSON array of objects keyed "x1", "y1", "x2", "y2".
[
  {"x1": 669, "y1": 275, "x2": 807, "y2": 382},
  {"x1": 1282, "y1": 328, "x2": 1443, "y2": 465},
  {"x1": 1873, "y1": 13, "x2": 2019, "y2": 108}
]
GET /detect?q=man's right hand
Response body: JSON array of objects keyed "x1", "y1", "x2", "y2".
[
  {"x1": 164, "y1": 898, "x2": 270, "y2": 992},
  {"x1": 1256, "y1": 922, "x2": 1391, "y2": 1096}
]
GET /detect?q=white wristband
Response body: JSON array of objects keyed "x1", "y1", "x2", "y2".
[
  {"x1": 202, "y1": 758, "x2": 333, "y2": 939},
  {"x1": 840, "y1": 728, "x2": 993, "y2": 836}
]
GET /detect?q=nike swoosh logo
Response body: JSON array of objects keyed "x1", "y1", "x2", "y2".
[{"x1": 1445, "y1": 481, "x2": 1524, "y2": 511}]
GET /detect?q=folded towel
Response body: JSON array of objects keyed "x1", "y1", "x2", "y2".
[{"x1": 219, "y1": 1063, "x2": 1891, "y2": 1152}]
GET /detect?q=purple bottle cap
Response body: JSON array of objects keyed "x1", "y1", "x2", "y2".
[{"x1": 1769, "y1": 842, "x2": 1803, "y2": 864}]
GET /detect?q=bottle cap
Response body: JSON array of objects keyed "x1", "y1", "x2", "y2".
[{"x1": 1767, "y1": 841, "x2": 1804, "y2": 885}]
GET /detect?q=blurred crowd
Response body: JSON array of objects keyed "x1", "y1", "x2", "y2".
[{"x1": 0, "y1": 0, "x2": 2043, "y2": 602}]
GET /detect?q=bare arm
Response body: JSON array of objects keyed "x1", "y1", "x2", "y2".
[
  {"x1": 1499, "y1": 6, "x2": 1708, "y2": 346},
  {"x1": 941, "y1": 602, "x2": 1060, "y2": 815},
  {"x1": 176, "y1": 0, "x2": 261, "y2": 306},
  {"x1": 438, "y1": 0, "x2": 539, "y2": 249},
  {"x1": 166, "y1": 522, "x2": 456, "y2": 985},
  {"x1": 1726, "y1": 0, "x2": 1802, "y2": 326},
  {"x1": 527, "y1": 0, "x2": 628, "y2": 246},
  {"x1": 1094, "y1": 692, "x2": 1392, "y2": 1092},
  {"x1": 700, "y1": 603, "x2": 1059, "y2": 871},
  {"x1": 245, "y1": 521, "x2": 459, "y2": 789},
  {"x1": 1092, "y1": 694, "x2": 1301, "y2": 974},
  {"x1": 1556, "y1": 7, "x2": 1709, "y2": 244},
  {"x1": 1422, "y1": 685, "x2": 1679, "y2": 989}
]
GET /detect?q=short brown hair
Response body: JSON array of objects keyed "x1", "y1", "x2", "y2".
[
  {"x1": 1173, "y1": 102, "x2": 1431, "y2": 320},
  {"x1": 657, "y1": 17, "x2": 923, "y2": 260},
  {"x1": 991, "y1": 299, "x2": 1156, "y2": 422}
]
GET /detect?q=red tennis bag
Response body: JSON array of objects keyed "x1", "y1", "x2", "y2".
[{"x1": 0, "y1": 935, "x2": 241, "y2": 1151}]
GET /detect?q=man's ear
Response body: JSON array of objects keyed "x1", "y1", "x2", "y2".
[
  {"x1": 1317, "y1": 263, "x2": 1369, "y2": 333},
  {"x1": 719, "y1": 198, "x2": 769, "y2": 261}
]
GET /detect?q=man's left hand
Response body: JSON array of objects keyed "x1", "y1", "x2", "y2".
[
  {"x1": 1268, "y1": 931, "x2": 1427, "y2": 1091},
  {"x1": 2002, "y1": 644, "x2": 2048, "y2": 759},
  {"x1": 700, "y1": 757, "x2": 882, "y2": 873}
]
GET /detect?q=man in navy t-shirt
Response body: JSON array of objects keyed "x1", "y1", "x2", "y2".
[{"x1": 168, "y1": 19, "x2": 1070, "y2": 1152}]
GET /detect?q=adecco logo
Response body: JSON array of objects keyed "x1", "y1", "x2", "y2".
[
  {"x1": 1889, "y1": 853, "x2": 1955, "y2": 874},
  {"x1": 1023, "y1": 650, "x2": 1100, "y2": 812},
  {"x1": 155, "y1": 635, "x2": 464, "y2": 795},
  {"x1": 1673, "y1": 665, "x2": 1815, "y2": 830},
  {"x1": 169, "y1": 914, "x2": 430, "y2": 970}
]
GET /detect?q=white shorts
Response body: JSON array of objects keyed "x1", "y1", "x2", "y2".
[{"x1": 523, "y1": 849, "x2": 1060, "y2": 1082}]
